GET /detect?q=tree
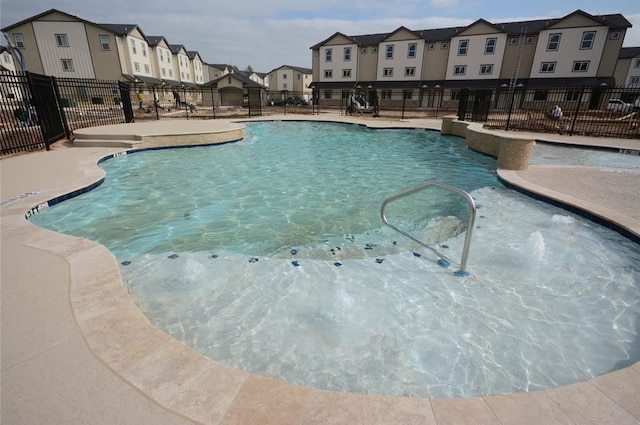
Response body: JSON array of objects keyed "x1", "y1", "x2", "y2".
[{"x1": 245, "y1": 65, "x2": 254, "y2": 73}]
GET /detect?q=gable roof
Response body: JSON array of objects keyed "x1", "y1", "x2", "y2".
[
  {"x1": 270, "y1": 65, "x2": 312, "y2": 74},
  {"x1": 147, "y1": 36, "x2": 170, "y2": 47},
  {"x1": 98, "y1": 23, "x2": 148, "y2": 41},
  {"x1": 187, "y1": 51, "x2": 202, "y2": 61},
  {"x1": 203, "y1": 71, "x2": 265, "y2": 88},
  {"x1": 169, "y1": 44, "x2": 188, "y2": 54},
  {"x1": 1, "y1": 8, "x2": 88, "y2": 31}
]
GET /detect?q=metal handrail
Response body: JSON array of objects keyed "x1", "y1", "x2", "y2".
[{"x1": 380, "y1": 181, "x2": 476, "y2": 276}]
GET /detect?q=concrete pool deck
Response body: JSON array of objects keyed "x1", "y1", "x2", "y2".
[{"x1": 1, "y1": 116, "x2": 639, "y2": 424}]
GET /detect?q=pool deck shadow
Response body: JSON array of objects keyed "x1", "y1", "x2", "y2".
[{"x1": 2, "y1": 115, "x2": 639, "y2": 424}]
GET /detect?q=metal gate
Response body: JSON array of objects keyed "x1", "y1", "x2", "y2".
[{"x1": 27, "y1": 72, "x2": 67, "y2": 148}]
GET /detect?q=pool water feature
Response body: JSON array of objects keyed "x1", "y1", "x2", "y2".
[{"x1": 29, "y1": 121, "x2": 640, "y2": 399}]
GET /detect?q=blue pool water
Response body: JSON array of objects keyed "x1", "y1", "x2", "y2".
[{"x1": 30, "y1": 121, "x2": 640, "y2": 398}]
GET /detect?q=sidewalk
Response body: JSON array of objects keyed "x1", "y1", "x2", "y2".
[{"x1": 2, "y1": 117, "x2": 639, "y2": 424}]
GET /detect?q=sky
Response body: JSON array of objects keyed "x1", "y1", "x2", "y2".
[{"x1": 1, "y1": 0, "x2": 639, "y2": 73}]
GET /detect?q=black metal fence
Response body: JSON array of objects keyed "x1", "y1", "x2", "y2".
[
  {"x1": 1, "y1": 72, "x2": 46, "y2": 155},
  {"x1": 458, "y1": 85, "x2": 640, "y2": 139},
  {"x1": 1, "y1": 72, "x2": 133, "y2": 156}
]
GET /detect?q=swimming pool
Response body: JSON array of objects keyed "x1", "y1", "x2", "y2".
[{"x1": 30, "y1": 121, "x2": 640, "y2": 398}]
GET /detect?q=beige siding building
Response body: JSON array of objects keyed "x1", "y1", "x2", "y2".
[
  {"x1": 310, "y1": 9, "x2": 633, "y2": 109},
  {"x1": 614, "y1": 47, "x2": 640, "y2": 87}
]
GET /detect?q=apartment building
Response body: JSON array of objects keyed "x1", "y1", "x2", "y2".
[
  {"x1": 267, "y1": 65, "x2": 312, "y2": 96},
  {"x1": 614, "y1": 47, "x2": 640, "y2": 87},
  {"x1": 0, "y1": 46, "x2": 17, "y2": 73},
  {"x1": 0, "y1": 8, "x2": 204, "y2": 90},
  {"x1": 310, "y1": 10, "x2": 632, "y2": 109}
]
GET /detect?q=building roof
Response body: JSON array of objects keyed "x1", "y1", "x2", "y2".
[
  {"x1": 270, "y1": 65, "x2": 312, "y2": 74},
  {"x1": 619, "y1": 47, "x2": 640, "y2": 59},
  {"x1": 98, "y1": 23, "x2": 148, "y2": 40},
  {"x1": 169, "y1": 44, "x2": 187, "y2": 54},
  {"x1": 146, "y1": 36, "x2": 170, "y2": 47},
  {"x1": 203, "y1": 71, "x2": 265, "y2": 88}
]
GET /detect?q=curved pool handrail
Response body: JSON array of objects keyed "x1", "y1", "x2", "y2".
[{"x1": 380, "y1": 181, "x2": 477, "y2": 276}]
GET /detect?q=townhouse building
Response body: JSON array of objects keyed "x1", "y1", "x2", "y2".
[
  {"x1": 310, "y1": 10, "x2": 633, "y2": 110},
  {"x1": 266, "y1": 65, "x2": 313, "y2": 101},
  {"x1": 187, "y1": 51, "x2": 205, "y2": 85},
  {"x1": 204, "y1": 64, "x2": 233, "y2": 82},
  {"x1": 0, "y1": 8, "x2": 205, "y2": 91},
  {"x1": 614, "y1": 47, "x2": 640, "y2": 87},
  {"x1": 0, "y1": 46, "x2": 17, "y2": 73}
]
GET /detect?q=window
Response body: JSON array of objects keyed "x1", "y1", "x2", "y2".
[
  {"x1": 408, "y1": 43, "x2": 417, "y2": 58},
  {"x1": 383, "y1": 67, "x2": 393, "y2": 77},
  {"x1": 134, "y1": 62, "x2": 140, "y2": 72},
  {"x1": 441, "y1": 42, "x2": 448, "y2": 49},
  {"x1": 610, "y1": 31, "x2": 621, "y2": 40},
  {"x1": 404, "y1": 67, "x2": 415, "y2": 77},
  {"x1": 344, "y1": 47, "x2": 351, "y2": 61},
  {"x1": 386, "y1": 44, "x2": 394, "y2": 59},
  {"x1": 130, "y1": 39, "x2": 137, "y2": 54},
  {"x1": 403, "y1": 90, "x2": 413, "y2": 100},
  {"x1": 630, "y1": 76, "x2": 639, "y2": 85},
  {"x1": 324, "y1": 69, "x2": 333, "y2": 78},
  {"x1": 485, "y1": 38, "x2": 496, "y2": 54},
  {"x1": 342, "y1": 69, "x2": 351, "y2": 78},
  {"x1": 458, "y1": 39, "x2": 469, "y2": 55},
  {"x1": 450, "y1": 90, "x2": 460, "y2": 100},
  {"x1": 361, "y1": 47, "x2": 367, "y2": 54},
  {"x1": 167, "y1": 56, "x2": 171, "y2": 63},
  {"x1": 162, "y1": 68, "x2": 166, "y2": 76},
  {"x1": 142, "y1": 44, "x2": 147, "y2": 57},
  {"x1": 540, "y1": 62, "x2": 556, "y2": 73},
  {"x1": 547, "y1": 33, "x2": 561, "y2": 51},
  {"x1": 61, "y1": 59, "x2": 74, "y2": 71},
  {"x1": 144, "y1": 64, "x2": 150, "y2": 73},
  {"x1": 634, "y1": 59, "x2": 640, "y2": 68},
  {"x1": 580, "y1": 31, "x2": 595, "y2": 49},
  {"x1": 565, "y1": 90, "x2": 581, "y2": 101},
  {"x1": 381, "y1": 90, "x2": 392, "y2": 100},
  {"x1": 169, "y1": 69, "x2": 172, "y2": 77},
  {"x1": 454, "y1": 65, "x2": 466, "y2": 75},
  {"x1": 428, "y1": 43, "x2": 435, "y2": 50},
  {"x1": 510, "y1": 37, "x2": 519, "y2": 45},
  {"x1": 525, "y1": 36, "x2": 534, "y2": 44},
  {"x1": 341, "y1": 91, "x2": 350, "y2": 99},
  {"x1": 55, "y1": 34, "x2": 69, "y2": 47},
  {"x1": 324, "y1": 90, "x2": 332, "y2": 99},
  {"x1": 480, "y1": 64, "x2": 493, "y2": 75},
  {"x1": 325, "y1": 48, "x2": 332, "y2": 62},
  {"x1": 533, "y1": 90, "x2": 548, "y2": 101},
  {"x1": 283, "y1": 74, "x2": 287, "y2": 79},
  {"x1": 572, "y1": 61, "x2": 589, "y2": 72},
  {"x1": 313, "y1": 50, "x2": 319, "y2": 57},
  {"x1": 372, "y1": 47, "x2": 378, "y2": 53},
  {"x1": 14, "y1": 33, "x2": 24, "y2": 48},
  {"x1": 160, "y1": 50, "x2": 164, "y2": 61},
  {"x1": 99, "y1": 35, "x2": 110, "y2": 50},
  {"x1": 3, "y1": 55, "x2": 10, "y2": 64}
]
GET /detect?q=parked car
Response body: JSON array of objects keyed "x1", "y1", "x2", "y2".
[
  {"x1": 606, "y1": 99, "x2": 632, "y2": 112},
  {"x1": 286, "y1": 96, "x2": 309, "y2": 106}
]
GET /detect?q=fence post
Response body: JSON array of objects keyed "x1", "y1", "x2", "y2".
[
  {"x1": 211, "y1": 88, "x2": 216, "y2": 119},
  {"x1": 51, "y1": 75, "x2": 71, "y2": 140},
  {"x1": 569, "y1": 85, "x2": 585, "y2": 136},
  {"x1": 505, "y1": 87, "x2": 517, "y2": 131}
]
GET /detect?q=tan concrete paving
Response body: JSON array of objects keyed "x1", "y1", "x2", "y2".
[{"x1": 1, "y1": 115, "x2": 639, "y2": 424}]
